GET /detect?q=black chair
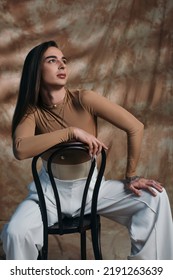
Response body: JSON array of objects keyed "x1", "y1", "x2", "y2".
[{"x1": 32, "y1": 142, "x2": 106, "y2": 260}]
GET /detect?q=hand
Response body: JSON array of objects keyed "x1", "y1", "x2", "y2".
[
  {"x1": 72, "y1": 127, "x2": 108, "y2": 157},
  {"x1": 125, "y1": 177, "x2": 163, "y2": 196}
]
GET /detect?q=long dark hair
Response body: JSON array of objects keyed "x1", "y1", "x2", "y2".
[{"x1": 12, "y1": 40, "x2": 58, "y2": 136}]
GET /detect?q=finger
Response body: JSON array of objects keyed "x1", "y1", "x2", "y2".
[
  {"x1": 97, "y1": 145, "x2": 102, "y2": 155},
  {"x1": 147, "y1": 186, "x2": 157, "y2": 196},
  {"x1": 153, "y1": 179, "x2": 163, "y2": 186},
  {"x1": 88, "y1": 142, "x2": 94, "y2": 157},
  {"x1": 132, "y1": 182, "x2": 160, "y2": 196},
  {"x1": 128, "y1": 184, "x2": 141, "y2": 196},
  {"x1": 92, "y1": 142, "x2": 98, "y2": 157},
  {"x1": 96, "y1": 143, "x2": 102, "y2": 155},
  {"x1": 146, "y1": 180, "x2": 163, "y2": 192},
  {"x1": 94, "y1": 140, "x2": 108, "y2": 156},
  {"x1": 101, "y1": 143, "x2": 108, "y2": 150},
  {"x1": 89, "y1": 141, "x2": 100, "y2": 157},
  {"x1": 96, "y1": 140, "x2": 106, "y2": 154}
]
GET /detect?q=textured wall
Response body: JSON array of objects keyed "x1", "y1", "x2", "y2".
[{"x1": 0, "y1": 0, "x2": 173, "y2": 259}]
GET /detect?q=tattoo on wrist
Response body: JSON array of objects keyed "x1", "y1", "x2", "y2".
[{"x1": 125, "y1": 176, "x2": 140, "y2": 184}]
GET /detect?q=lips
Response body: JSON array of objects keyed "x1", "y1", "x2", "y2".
[{"x1": 57, "y1": 73, "x2": 66, "y2": 79}]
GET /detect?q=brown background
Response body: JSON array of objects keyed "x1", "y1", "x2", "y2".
[{"x1": 0, "y1": 0, "x2": 173, "y2": 259}]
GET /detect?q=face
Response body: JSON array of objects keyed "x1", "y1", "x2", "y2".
[{"x1": 41, "y1": 46, "x2": 68, "y2": 89}]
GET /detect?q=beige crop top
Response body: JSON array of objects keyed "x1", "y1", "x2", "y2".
[{"x1": 13, "y1": 88, "x2": 144, "y2": 177}]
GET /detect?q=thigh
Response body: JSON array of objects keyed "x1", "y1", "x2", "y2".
[
  {"x1": 94, "y1": 179, "x2": 158, "y2": 225},
  {"x1": 7, "y1": 195, "x2": 43, "y2": 236}
]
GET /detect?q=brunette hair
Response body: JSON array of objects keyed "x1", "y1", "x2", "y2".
[{"x1": 12, "y1": 40, "x2": 58, "y2": 136}]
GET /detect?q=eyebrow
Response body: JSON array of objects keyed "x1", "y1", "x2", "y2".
[{"x1": 44, "y1": 55, "x2": 67, "y2": 61}]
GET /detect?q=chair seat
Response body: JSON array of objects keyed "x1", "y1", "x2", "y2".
[{"x1": 48, "y1": 214, "x2": 99, "y2": 235}]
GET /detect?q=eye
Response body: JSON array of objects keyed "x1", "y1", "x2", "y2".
[
  {"x1": 62, "y1": 58, "x2": 67, "y2": 64},
  {"x1": 48, "y1": 58, "x2": 57, "y2": 64}
]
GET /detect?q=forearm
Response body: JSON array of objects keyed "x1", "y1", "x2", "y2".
[
  {"x1": 80, "y1": 90, "x2": 144, "y2": 177},
  {"x1": 125, "y1": 123, "x2": 144, "y2": 177},
  {"x1": 13, "y1": 127, "x2": 74, "y2": 160}
]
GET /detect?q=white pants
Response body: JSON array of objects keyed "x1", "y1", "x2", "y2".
[{"x1": 1, "y1": 167, "x2": 173, "y2": 259}]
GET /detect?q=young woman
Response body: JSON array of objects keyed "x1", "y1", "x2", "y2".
[{"x1": 1, "y1": 40, "x2": 173, "y2": 259}]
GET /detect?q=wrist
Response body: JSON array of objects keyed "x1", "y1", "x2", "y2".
[
  {"x1": 68, "y1": 127, "x2": 75, "y2": 139},
  {"x1": 125, "y1": 175, "x2": 141, "y2": 184}
]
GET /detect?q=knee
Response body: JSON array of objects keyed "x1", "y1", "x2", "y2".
[
  {"x1": 156, "y1": 187, "x2": 169, "y2": 202},
  {"x1": 139, "y1": 187, "x2": 170, "y2": 214},
  {"x1": 150, "y1": 187, "x2": 171, "y2": 214},
  {"x1": 159, "y1": 187, "x2": 171, "y2": 206}
]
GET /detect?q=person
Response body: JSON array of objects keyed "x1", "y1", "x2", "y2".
[{"x1": 1, "y1": 40, "x2": 173, "y2": 260}]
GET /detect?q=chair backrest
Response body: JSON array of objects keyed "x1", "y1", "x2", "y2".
[{"x1": 32, "y1": 142, "x2": 106, "y2": 234}]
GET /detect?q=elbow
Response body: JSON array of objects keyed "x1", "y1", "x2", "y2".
[
  {"x1": 13, "y1": 149, "x2": 26, "y2": 160},
  {"x1": 128, "y1": 120, "x2": 144, "y2": 137},
  {"x1": 135, "y1": 121, "x2": 144, "y2": 138},
  {"x1": 13, "y1": 139, "x2": 28, "y2": 160},
  {"x1": 134, "y1": 118, "x2": 144, "y2": 132},
  {"x1": 135, "y1": 121, "x2": 144, "y2": 136},
  {"x1": 139, "y1": 121, "x2": 144, "y2": 132}
]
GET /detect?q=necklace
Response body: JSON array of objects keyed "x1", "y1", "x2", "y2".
[
  {"x1": 42, "y1": 89, "x2": 67, "y2": 109},
  {"x1": 42, "y1": 89, "x2": 68, "y2": 128},
  {"x1": 53, "y1": 89, "x2": 68, "y2": 128},
  {"x1": 56, "y1": 91, "x2": 67, "y2": 127}
]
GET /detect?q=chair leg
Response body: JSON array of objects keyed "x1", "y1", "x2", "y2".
[
  {"x1": 40, "y1": 232, "x2": 48, "y2": 260},
  {"x1": 37, "y1": 250, "x2": 42, "y2": 260},
  {"x1": 91, "y1": 221, "x2": 102, "y2": 260},
  {"x1": 37, "y1": 244, "x2": 48, "y2": 260},
  {"x1": 80, "y1": 231, "x2": 87, "y2": 259},
  {"x1": 42, "y1": 245, "x2": 48, "y2": 260}
]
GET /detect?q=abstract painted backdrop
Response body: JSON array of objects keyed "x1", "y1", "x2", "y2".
[{"x1": 0, "y1": 0, "x2": 173, "y2": 259}]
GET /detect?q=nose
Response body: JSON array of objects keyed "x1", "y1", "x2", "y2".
[{"x1": 58, "y1": 60, "x2": 66, "y2": 70}]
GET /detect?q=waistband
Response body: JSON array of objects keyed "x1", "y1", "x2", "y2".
[{"x1": 42, "y1": 159, "x2": 91, "y2": 180}]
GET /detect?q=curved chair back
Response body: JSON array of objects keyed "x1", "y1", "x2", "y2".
[{"x1": 32, "y1": 142, "x2": 106, "y2": 259}]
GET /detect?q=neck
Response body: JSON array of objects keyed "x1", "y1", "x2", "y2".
[{"x1": 41, "y1": 86, "x2": 66, "y2": 106}]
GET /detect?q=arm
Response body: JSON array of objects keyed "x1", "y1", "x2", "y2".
[
  {"x1": 80, "y1": 90, "x2": 163, "y2": 196},
  {"x1": 80, "y1": 90, "x2": 144, "y2": 177},
  {"x1": 13, "y1": 112, "x2": 74, "y2": 159},
  {"x1": 13, "y1": 110, "x2": 107, "y2": 160}
]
